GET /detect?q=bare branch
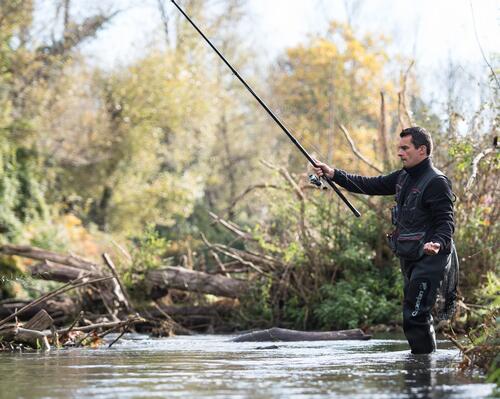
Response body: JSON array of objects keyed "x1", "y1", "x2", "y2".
[
  {"x1": 200, "y1": 234, "x2": 269, "y2": 276},
  {"x1": 336, "y1": 122, "x2": 384, "y2": 174},
  {"x1": 208, "y1": 211, "x2": 255, "y2": 241},
  {"x1": 209, "y1": 250, "x2": 231, "y2": 278},
  {"x1": 379, "y1": 91, "x2": 390, "y2": 169},
  {"x1": 465, "y1": 148, "x2": 495, "y2": 190},
  {"x1": 398, "y1": 60, "x2": 415, "y2": 129},
  {"x1": 227, "y1": 183, "x2": 282, "y2": 214},
  {"x1": 469, "y1": 1, "x2": 500, "y2": 91},
  {"x1": 157, "y1": 0, "x2": 171, "y2": 46},
  {"x1": 102, "y1": 253, "x2": 134, "y2": 313}
]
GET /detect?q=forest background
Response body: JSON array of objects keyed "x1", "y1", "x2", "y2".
[{"x1": 0, "y1": 0, "x2": 498, "y2": 347}]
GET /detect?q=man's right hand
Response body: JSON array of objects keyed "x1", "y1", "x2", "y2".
[{"x1": 312, "y1": 160, "x2": 335, "y2": 179}]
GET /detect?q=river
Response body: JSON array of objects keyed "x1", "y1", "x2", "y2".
[{"x1": 0, "y1": 333, "x2": 496, "y2": 398}]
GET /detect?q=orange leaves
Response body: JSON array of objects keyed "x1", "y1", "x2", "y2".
[{"x1": 270, "y1": 21, "x2": 398, "y2": 171}]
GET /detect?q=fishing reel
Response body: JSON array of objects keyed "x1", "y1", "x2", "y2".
[{"x1": 308, "y1": 174, "x2": 328, "y2": 190}]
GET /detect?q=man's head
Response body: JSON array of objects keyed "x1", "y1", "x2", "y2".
[{"x1": 398, "y1": 126, "x2": 432, "y2": 168}]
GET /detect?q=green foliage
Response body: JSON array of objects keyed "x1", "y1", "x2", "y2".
[
  {"x1": 449, "y1": 272, "x2": 500, "y2": 385},
  {"x1": 0, "y1": 255, "x2": 23, "y2": 299},
  {"x1": 446, "y1": 134, "x2": 499, "y2": 295},
  {"x1": 238, "y1": 278, "x2": 274, "y2": 329},
  {"x1": 121, "y1": 224, "x2": 170, "y2": 301},
  {"x1": 0, "y1": 138, "x2": 48, "y2": 242},
  {"x1": 448, "y1": 140, "x2": 475, "y2": 172},
  {"x1": 236, "y1": 184, "x2": 402, "y2": 330},
  {"x1": 129, "y1": 224, "x2": 170, "y2": 272},
  {"x1": 315, "y1": 271, "x2": 402, "y2": 330}
]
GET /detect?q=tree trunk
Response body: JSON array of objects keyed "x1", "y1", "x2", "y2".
[
  {"x1": 1, "y1": 244, "x2": 98, "y2": 272},
  {"x1": 31, "y1": 260, "x2": 97, "y2": 282},
  {"x1": 0, "y1": 297, "x2": 79, "y2": 325},
  {"x1": 145, "y1": 267, "x2": 250, "y2": 298}
]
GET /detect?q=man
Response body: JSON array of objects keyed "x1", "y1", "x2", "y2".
[{"x1": 313, "y1": 126, "x2": 457, "y2": 354}]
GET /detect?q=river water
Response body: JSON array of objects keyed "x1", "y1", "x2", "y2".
[{"x1": 0, "y1": 333, "x2": 496, "y2": 398}]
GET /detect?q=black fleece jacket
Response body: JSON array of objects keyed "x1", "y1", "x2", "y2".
[{"x1": 332, "y1": 157, "x2": 455, "y2": 254}]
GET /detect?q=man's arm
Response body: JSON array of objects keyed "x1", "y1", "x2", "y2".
[
  {"x1": 423, "y1": 176, "x2": 455, "y2": 254},
  {"x1": 313, "y1": 161, "x2": 400, "y2": 196}
]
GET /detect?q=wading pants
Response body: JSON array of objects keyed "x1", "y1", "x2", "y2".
[{"x1": 400, "y1": 251, "x2": 451, "y2": 354}]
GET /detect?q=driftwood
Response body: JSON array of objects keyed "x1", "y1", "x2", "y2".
[
  {"x1": 1, "y1": 297, "x2": 77, "y2": 322},
  {"x1": 1, "y1": 245, "x2": 132, "y2": 319},
  {"x1": 58, "y1": 317, "x2": 143, "y2": 334},
  {"x1": 0, "y1": 276, "x2": 112, "y2": 328},
  {"x1": 23, "y1": 309, "x2": 54, "y2": 331},
  {"x1": 145, "y1": 266, "x2": 250, "y2": 299},
  {"x1": 231, "y1": 327, "x2": 371, "y2": 342},
  {"x1": 0, "y1": 296, "x2": 79, "y2": 325},
  {"x1": 0, "y1": 326, "x2": 50, "y2": 350},
  {"x1": 0, "y1": 310, "x2": 55, "y2": 350}
]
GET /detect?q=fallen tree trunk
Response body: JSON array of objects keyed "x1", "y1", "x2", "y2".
[
  {"x1": 0, "y1": 244, "x2": 99, "y2": 272},
  {"x1": 0, "y1": 297, "x2": 79, "y2": 325},
  {"x1": 145, "y1": 267, "x2": 250, "y2": 298},
  {"x1": 1, "y1": 245, "x2": 132, "y2": 319},
  {"x1": 231, "y1": 327, "x2": 371, "y2": 342},
  {"x1": 31, "y1": 260, "x2": 97, "y2": 282}
]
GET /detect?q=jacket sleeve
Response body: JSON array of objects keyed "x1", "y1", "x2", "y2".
[
  {"x1": 332, "y1": 169, "x2": 401, "y2": 196},
  {"x1": 423, "y1": 176, "x2": 455, "y2": 252}
]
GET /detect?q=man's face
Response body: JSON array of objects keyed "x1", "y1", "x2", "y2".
[{"x1": 397, "y1": 135, "x2": 427, "y2": 168}]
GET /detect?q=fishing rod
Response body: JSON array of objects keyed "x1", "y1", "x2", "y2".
[{"x1": 170, "y1": 0, "x2": 361, "y2": 217}]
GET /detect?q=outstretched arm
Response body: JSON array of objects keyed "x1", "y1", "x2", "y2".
[{"x1": 313, "y1": 161, "x2": 400, "y2": 196}]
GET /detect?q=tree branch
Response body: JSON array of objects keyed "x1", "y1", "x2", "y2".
[
  {"x1": 466, "y1": 147, "x2": 494, "y2": 190},
  {"x1": 336, "y1": 122, "x2": 383, "y2": 174}
]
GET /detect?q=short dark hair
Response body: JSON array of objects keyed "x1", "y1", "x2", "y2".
[{"x1": 400, "y1": 126, "x2": 433, "y2": 155}]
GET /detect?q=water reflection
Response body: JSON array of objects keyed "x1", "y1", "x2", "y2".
[
  {"x1": 0, "y1": 334, "x2": 495, "y2": 399},
  {"x1": 403, "y1": 354, "x2": 435, "y2": 398}
]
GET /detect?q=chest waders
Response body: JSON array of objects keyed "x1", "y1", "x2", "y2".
[{"x1": 389, "y1": 166, "x2": 456, "y2": 354}]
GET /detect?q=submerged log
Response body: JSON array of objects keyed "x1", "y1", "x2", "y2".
[
  {"x1": 231, "y1": 327, "x2": 371, "y2": 342},
  {"x1": 145, "y1": 267, "x2": 250, "y2": 298}
]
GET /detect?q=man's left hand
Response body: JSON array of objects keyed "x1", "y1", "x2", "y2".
[{"x1": 423, "y1": 242, "x2": 441, "y2": 255}]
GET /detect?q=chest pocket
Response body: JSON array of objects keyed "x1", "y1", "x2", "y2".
[{"x1": 400, "y1": 187, "x2": 421, "y2": 226}]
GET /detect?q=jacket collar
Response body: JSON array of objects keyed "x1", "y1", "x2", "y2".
[{"x1": 404, "y1": 157, "x2": 432, "y2": 179}]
